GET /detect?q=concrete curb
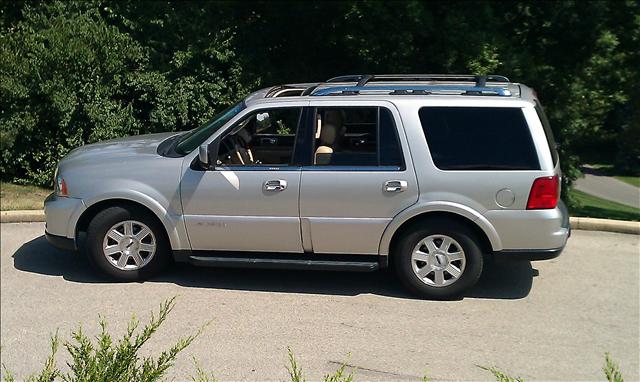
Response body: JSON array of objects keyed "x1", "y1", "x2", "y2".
[
  {"x1": 569, "y1": 216, "x2": 640, "y2": 235},
  {"x1": 1, "y1": 210, "x2": 45, "y2": 223},
  {"x1": 1, "y1": 210, "x2": 638, "y2": 234}
]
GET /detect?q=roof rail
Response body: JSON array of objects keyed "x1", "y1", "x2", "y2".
[
  {"x1": 311, "y1": 85, "x2": 512, "y2": 97},
  {"x1": 326, "y1": 74, "x2": 510, "y2": 84}
]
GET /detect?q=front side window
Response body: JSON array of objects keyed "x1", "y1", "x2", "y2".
[
  {"x1": 311, "y1": 107, "x2": 403, "y2": 168},
  {"x1": 217, "y1": 107, "x2": 302, "y2": 166},
  {"x1": 176, "y1": 102, "x2": 246, "y2": 155},
  {"x1": 419, "y1": 107, "x2": 540, "y2": 170}
]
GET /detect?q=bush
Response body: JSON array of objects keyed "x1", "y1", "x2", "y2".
[
  {"x1": 0, "y1": 1, "x2": 247, "y2": 186},
  {"x1": 1, "y1": 297, "x2": 206, "y2": 382}
]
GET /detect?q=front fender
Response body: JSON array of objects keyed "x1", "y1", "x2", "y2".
[
  {"x1": 378, "y1": 201, "x2": 503, "y2": 256},
  {"x1": 75, "y1": 185, "x2": 188, "y2": 250}
]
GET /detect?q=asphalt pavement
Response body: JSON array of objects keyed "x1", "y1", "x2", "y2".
[
  {"x1": 574, "y1": 167, "x2": 640, "y2": 208},
  {"x1": 1, "y1": 223, "x2": 638, "y2": 381}
]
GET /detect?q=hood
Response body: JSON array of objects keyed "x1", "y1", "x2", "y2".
[
  {"x1": 59, "y1": 132, "x2": 181, "y2": 173},
  {"x1": 64, "y1": 132, "x2": 178, "y2": 162}
]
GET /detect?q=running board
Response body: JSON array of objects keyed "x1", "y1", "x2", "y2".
[{"x1": 188, "y1": 255, "x2": 380, "y2": 272}]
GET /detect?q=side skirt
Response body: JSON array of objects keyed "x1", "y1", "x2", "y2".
[{"x1": 173, "y1": 251, "x2": 384, "y2": 272}]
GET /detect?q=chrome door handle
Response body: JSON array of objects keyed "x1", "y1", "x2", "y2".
[
  {"x1": 384, "y1": 180, "x2": 407, "y2": 192},
  {"x1": 264, "y1": 179, "x2": 287, "y2": 191}
]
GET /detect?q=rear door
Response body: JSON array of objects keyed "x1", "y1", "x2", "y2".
[{"x1": 299, "y1": 101, "x2": 419, "y2": 255}]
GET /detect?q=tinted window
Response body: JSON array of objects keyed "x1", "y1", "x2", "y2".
[
  {"x1": 535, "y1": 101, "x2": 559, "y2": 166},
  {"x1": 312, "y1": 107, "x2": 403, "y2": 168},
  {"x1": 419, "y1": 107, "x2": 539, "y2": 170}
]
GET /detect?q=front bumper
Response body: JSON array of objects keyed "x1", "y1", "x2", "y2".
[
  {"x1": 44, "y1": 193, "x2": 85, "y2": 249},
  {"x1": 45, "y1": 230, "x2": 77, "y2": 251}
]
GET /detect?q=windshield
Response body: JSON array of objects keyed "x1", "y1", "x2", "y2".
[{"x1": 175, "y1": 102, "x2": 246, "y2": 154}]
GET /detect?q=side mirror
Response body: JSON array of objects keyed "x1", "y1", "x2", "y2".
[
  {"x1": 198, "y1": 144, "x2": 209, "y2": 167},
  {"x1": 197, "y1": 140, "x2": 221, "y2": 170}
]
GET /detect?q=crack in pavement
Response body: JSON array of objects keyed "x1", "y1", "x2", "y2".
[{"x1": 327, "y1": 360, "x2": 425, "y2": 380}]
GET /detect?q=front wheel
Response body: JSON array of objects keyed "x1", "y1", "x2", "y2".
[
  {"x1": 86, "y1": 206, "x2": 170, "y2": 281},
  {"x1": 393, "y1": 220, "x2": 484, "y2": 299}
]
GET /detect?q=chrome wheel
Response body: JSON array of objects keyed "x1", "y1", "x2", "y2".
[
  {"x1": 411, "y1": 234, "x2": 466, "y2": 287},
  {"x1": 102, "y1": 220, "x2": 156, "y2": 271}
]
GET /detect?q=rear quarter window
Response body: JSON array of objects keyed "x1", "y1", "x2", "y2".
[
  {"x1": 534, "y1": 101, "x2": 559, "y2": 166},
  {"x1": 418, "y1": 107, "x2": 540, "y2": 170}
]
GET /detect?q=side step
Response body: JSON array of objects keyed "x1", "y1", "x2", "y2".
[{"x1": 188, "y1": 255, "x2": 380, "y2": 272}]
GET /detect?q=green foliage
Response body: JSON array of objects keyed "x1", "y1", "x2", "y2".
[
  {"x1": 1, "y1": 0, "x2": 638, "y2": 189},
  {"x1": 2, "y1": 297, "x2": 206, "y2": 382},
  {"x1": 478, "y1": 365, "x2": 525, "y2": 382},
  {"x1": 0, "y1": 1, "x2": 248, "y2": 186},
  {"x1": 286, "y1": 348, "x2": 355, "y2": 382},
  {"x1": 286, "y1": 347, "x2": 305, "y2": 382},
  {"x1": 603, "y1": 352, "x2": 624, "y2": 382},
  {"x1": 189, "y1": 358, "x2": 217, "y2": 382}
]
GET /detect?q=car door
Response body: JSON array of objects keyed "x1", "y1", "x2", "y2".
[
  {"x1": 181, "y1": 105, "x2": 307, "y2": 253},
  {"x1": 299, "y1": 101, "x2": 419, "y2": 255}
]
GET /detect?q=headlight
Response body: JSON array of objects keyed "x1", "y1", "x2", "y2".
[{"x1": 55, "y1": 169, "x2": 68, "y2": 197}]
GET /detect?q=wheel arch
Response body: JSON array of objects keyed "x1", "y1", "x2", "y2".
[
  {"x1": 75, "y1": 196, "x2": 185, "y2": 250},
  {"x1": 379, "y1": 203, "x2": 502, "y2": 258}
]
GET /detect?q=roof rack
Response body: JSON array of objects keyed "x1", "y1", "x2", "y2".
[
  {"x1": 326, "y1": 74, "x2": 510, "y2": 85},
  {"x1": 311, "y1": 85, "x2": 512, "y2": 97}
]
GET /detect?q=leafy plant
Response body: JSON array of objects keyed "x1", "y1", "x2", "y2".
[
  {"x1": 286, "y1": 348, "x2": 355, "y2": 382},
  {"x1": 286, "y1": 347, "x2": 305, "y2": 382},
  {"x1": 603, "y1": 352, "x2": 624, "y2": 382},
  {"x1": 477, "y1": 365, "x2": 524, "y2": 382},
  {"x1": 2, "y1": 297, "x2": 206, "y2": 382}
]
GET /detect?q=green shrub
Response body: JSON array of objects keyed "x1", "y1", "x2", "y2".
[
  {"x1": 1, "y1": 297, "x2": 206, "y2": 382},
  {"x1": 603, "y1": 352, "x2": 624, "y2": 382},
  {"x1": 0, "y1": 1, "x2": 248, "y2": 186}
]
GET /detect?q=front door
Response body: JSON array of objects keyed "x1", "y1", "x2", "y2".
[
  {"x1": 299, "y1": 103, "x2": 419, "y2": 254},
  {"x1": 181, "y1": 106, "x2": 305, "y2": 252}
]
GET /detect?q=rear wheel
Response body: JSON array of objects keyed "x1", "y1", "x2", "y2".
[
  {"x1": 393, "y1": 220, "x2": 483, "y2": 299},
  {"x1": 86, "y1": 206, "x2": 170, "y2": 281}
]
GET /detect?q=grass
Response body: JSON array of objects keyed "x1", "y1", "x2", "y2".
[
  {"x1": 585, "y1": 164, "x2": 639, "y2": 188},
  {"x1": 614, "y1": 175, "x2": 640, "y2": 188},
  {"x1": 0, "y1": 182, "x2": 51, "y2": 211},
  {"x1": 570, "y1": 189, "x2": 640, "y2": 221}
]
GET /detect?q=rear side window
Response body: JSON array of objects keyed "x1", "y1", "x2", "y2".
[
  {"x1": 418, "y1": 107, "x2": 540, "y2": 170},
  {"x1": 311, "y1": 107, "x2": 404, "y2": 169},
  {"x1": 534, "y1": 101, "x2": 559, "y2": 166}
]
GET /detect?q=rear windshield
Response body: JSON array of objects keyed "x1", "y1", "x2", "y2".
[
  {"x1": 418, "y1": 107, "x2": 540, "y2": 170},
  {"x1": 534, "y1": 101, "x2": 559, "y2": 166}
]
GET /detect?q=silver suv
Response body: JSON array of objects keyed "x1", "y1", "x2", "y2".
[{"x1": 45, "y1": 74, "x2": 570, "y2": 298}]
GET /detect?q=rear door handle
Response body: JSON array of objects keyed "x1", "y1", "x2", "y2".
[
  {"x1": 384, "y1": 180, "x2": 407, "y2": 192},
  {"x1": 264, "y1": 179, "x2": 287, "y2": 191}
]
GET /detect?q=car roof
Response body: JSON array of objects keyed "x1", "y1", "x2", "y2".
[{"x1": 243, "y1": 74, "x2": 538, "y2": 107}]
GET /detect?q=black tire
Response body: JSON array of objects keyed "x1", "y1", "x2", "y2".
[
  {"x1": 393, "y1": 219, "x2": 484, "y2": 299},
  {"x1": 86, "y1": 206, "x2": 170, "y2": 281}
]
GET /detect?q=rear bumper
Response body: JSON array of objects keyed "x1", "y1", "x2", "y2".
[
  {"x1": 494, "y1": 246, "x2": 564, "y2": 262},
  {"x1": 485, "y1": 200, "x2": 571, "y2": 251},
  {"x1": 492, "y1": 200, "x2": 571, "y2": 262},
  {"x1": 45, "y1": 230, "x2": 77, "y2": 251}
]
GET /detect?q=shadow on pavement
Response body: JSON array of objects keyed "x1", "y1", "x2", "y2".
[{"x1": 13, "y1": 235, "x2": 536, "y2": 300}]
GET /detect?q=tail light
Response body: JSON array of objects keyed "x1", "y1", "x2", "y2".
[
  {"x1": 56, "y1": 174, "x2": 68, "y2": 197},
  {"x1": 527, "y1": 175, "x2": 559, "y2": 209}
]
